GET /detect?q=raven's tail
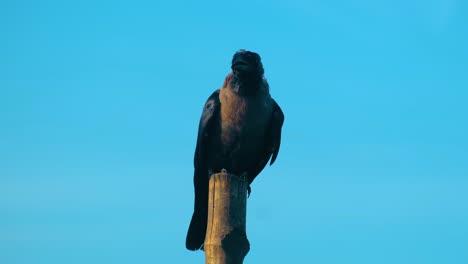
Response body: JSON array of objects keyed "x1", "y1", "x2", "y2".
[
  {"x1": 186, "y1": 170, "x2": 208, "y2": 250},
  {"x1": 186, "y1": 207, "x2": 207, "y2": 250}
]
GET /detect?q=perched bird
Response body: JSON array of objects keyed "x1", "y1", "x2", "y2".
[{"x1": 186, "y1": 50, "x2": 284, "y2": 251}]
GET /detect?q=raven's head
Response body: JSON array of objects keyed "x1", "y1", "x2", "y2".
[
  {"x1": 229, "y1": 50, "x2": 265, "y2": 95},
  {"x1": 231, "y1": 49, "x2": 264, "y2": 75}
]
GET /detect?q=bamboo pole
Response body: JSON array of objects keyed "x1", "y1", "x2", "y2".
[{"x1": 204, "y1": 172, "x2": 250, "y2": 264}]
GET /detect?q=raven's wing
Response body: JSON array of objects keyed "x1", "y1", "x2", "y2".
[
  {"x1": 186, "y1": 89, "x2": 220, "y2": 251},
  {"x1": 193, "y1": 89, "x2": 220, "y2": 170},
  {"x1": 268, "y1": 99, "x2": 284, "y2": 165},
  {"x1": 247, "y1": 99, "x2": 284, "y2": 184}
]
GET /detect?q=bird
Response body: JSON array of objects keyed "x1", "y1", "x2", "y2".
[{"x1": 185, "y1": 50, "x2": 284, "y2": 251}]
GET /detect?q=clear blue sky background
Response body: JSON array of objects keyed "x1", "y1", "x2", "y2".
[{"x1": 1, "y1": 0, "x2": 467, "y2": 263}]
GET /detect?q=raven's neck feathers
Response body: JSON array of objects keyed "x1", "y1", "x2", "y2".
[{"x1": 226, "y1": 70, "x2": 265, "y2": 96}]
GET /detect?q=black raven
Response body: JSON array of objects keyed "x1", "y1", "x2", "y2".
[{"x1": 186, "y1": 50, "x2": 284, "y2": 250}]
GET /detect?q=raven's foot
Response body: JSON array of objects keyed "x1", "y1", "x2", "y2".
[{"x1": 247, "y1": 185, "x2": 251, "y2": 197}]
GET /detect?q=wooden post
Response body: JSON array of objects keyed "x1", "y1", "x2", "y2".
[{"x1": 204, "y1": 172, "x2": 250, "y2": 264}]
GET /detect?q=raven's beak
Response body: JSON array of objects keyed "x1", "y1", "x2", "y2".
[{"x1": 231, "y1": 58, "x2": 250, "y2": 71}]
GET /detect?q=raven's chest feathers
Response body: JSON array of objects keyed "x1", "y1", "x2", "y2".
[{"x1": 219, "y1": 86, "x2": 272, "y2": 150}]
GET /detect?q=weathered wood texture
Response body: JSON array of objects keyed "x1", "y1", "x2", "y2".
[{"x1": 204, "y1": 172, "x2": 250, "y2": 264}]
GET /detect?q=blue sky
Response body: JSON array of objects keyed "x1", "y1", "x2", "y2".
[{"x1": 1, "y1": 0, "x2": 467, "y2": 263}]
